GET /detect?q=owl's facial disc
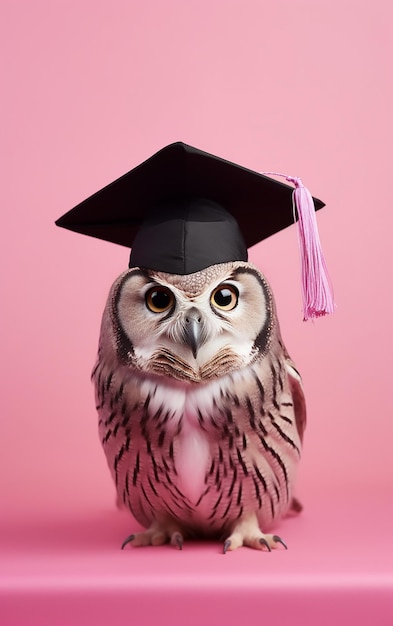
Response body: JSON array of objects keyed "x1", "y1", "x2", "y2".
[
  {"x1": 112, "y1": 263, "x2": 274, "y2": 381},
  {"x1": 142, "y1": 281, "x2": 238, "y2": 361}
]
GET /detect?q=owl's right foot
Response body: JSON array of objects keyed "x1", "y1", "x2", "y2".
[
  {"x1": 223, "y1": 513, "x2": 288, "y2": 553},
  {"x1": 121, "y1": 521, "x2": 185, "y2": 550}
]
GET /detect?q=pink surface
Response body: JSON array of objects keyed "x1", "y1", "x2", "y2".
[
  {"x1": 1, "y1": 497, "x2": 393, "y2": 625},
  {"x1": 1, "y1": 1, "x2": 392, "y2": 624}
]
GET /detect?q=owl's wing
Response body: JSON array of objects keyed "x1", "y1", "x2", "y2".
[{"x1": 284, "y1": 358, "x2": 307, "y2": 444}]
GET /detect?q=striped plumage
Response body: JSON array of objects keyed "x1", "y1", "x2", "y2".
[{"x1": 93, "y1": 261, "x2": 306, "y2": 551}]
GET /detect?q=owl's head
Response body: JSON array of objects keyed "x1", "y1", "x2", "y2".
[{"x1": 101, "y1": 261, "x2": 279, "y2": 383}]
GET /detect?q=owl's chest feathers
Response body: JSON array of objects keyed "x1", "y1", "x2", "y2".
[
  {"x1": 139, "y1": 376, "x2": 227, "y2": 505},
  {"x1": 99, "y1": 358, "x2": 301, "y2": 531}
]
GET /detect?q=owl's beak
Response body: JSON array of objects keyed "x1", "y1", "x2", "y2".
[{"x1": 184, "y1": 308, "x2": 203, "y2": 359}]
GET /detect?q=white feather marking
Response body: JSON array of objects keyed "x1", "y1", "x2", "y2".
[
  {"x1": 139, "y1": 377, "x2": 231, "y2": 504},
  {"x1": 148, "y1": 383, "x2": 186, "y2": 431},
  {"x1": 176, "y1": 412, "x2": 211, "y2": 505}
]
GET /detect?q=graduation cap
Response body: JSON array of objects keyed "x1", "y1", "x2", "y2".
[{"x1": 56, "y1": 141, "x2": 334, "y2": 319}]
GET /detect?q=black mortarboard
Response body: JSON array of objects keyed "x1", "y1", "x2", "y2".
[
  {"x1": 56, "y1": 142, "x2": 324, "y2": 273},
  {"x1": 56, "y1": 142, "x2": 334, "y2": 318}
]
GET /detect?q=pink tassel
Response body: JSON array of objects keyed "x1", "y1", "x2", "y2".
[
  {"x1": 287, "y1": 176, "x2": 335, "y2": 321},
  {"x1": 263, "y1": 172, "x2": 335, "y2": 321}
]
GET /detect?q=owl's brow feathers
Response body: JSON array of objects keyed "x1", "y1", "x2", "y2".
[{"x1": 154, "y1": 262, "x2": 237, "y2": 297}]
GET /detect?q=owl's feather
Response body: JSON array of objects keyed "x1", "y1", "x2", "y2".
[{"x1": 93, "y1": 261, "x2": 305, "y2": 549}]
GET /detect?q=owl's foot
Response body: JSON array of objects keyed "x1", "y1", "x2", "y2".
[
  {"x1": 121, "y1": 521, "x2": 185, "y2": 550},
  {"x1": 223, "y1": 515, "x2": 288, "y2": 553}
]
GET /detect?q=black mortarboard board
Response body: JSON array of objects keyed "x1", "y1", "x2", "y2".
[{"x1": 55, "y1": 142, "x2": 325, "y2": 276}]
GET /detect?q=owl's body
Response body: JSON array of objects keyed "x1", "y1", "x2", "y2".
[{"x1": 93, "y1": 261, "x2": 306, "y2": 551}]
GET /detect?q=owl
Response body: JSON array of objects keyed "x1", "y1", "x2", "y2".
[
  {"x1": 92, "y1": 260, "x2": 306, "y2": 552},
  {"x1": 56, "y1": 141, "x2": 330, "y2": 552}
]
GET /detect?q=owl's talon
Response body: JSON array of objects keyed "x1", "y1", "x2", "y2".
[
  {"x1": 171, "y1": 531, "x2": 184, "y2": 550},
  {"x1": 272, "y1": 535, "x2": 288, "y2": 549},
  {"x1": 223, "y1": 539, "x2": 232, "y2": 554},
  {"x1": 121, "y1": 534, "x2": 135, "y2": 550},
  {"x1": 259, "y1": 537, "x2": 272, "y2": 552}
]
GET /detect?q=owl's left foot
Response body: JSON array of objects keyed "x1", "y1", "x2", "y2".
[
  {"x1": 223, "y1": 515, "x2": 288, "y2": 553},
  {"x1": 121, "y1": 521, "x2": 184, "y2": 550}
]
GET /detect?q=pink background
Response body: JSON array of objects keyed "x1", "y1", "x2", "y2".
[{"x1": 1, "y1": 1, "x2": 392, "y2": 624}]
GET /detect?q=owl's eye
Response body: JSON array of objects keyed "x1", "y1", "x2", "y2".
[
  {"x1": 145, "y1": 287, "x2": 175, "y2": 313},
  {"x1": 210, "y1": 284, "x2": 239, "y2": 311}
]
